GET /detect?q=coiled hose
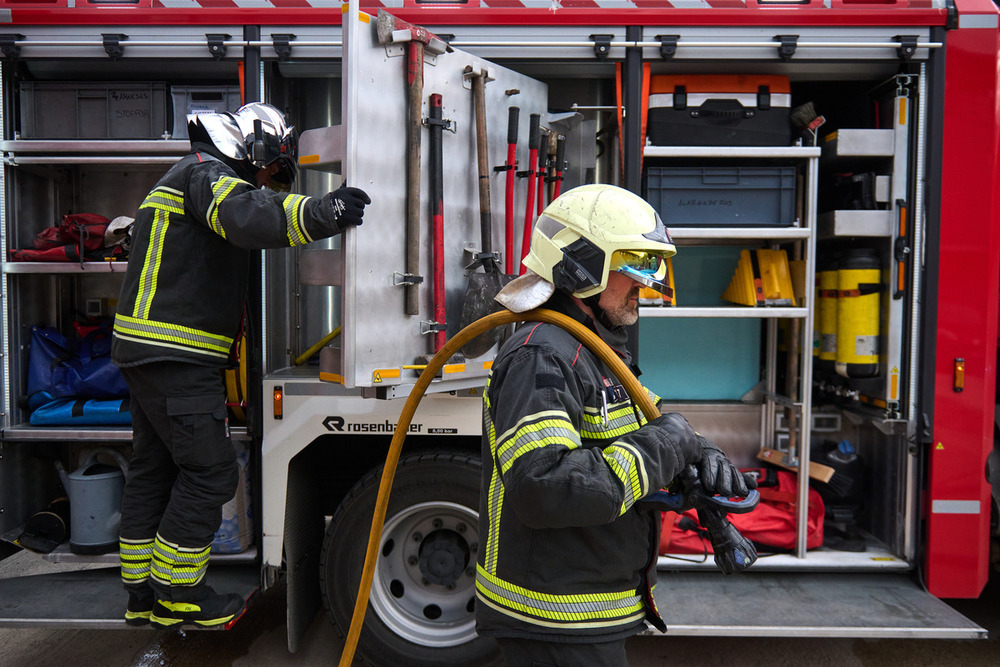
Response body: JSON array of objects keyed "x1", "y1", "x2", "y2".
[{"x1": 338, "y1": 307, "x2": 659, "y2": 666}]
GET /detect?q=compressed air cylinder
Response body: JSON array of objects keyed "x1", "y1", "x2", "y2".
[
  {"x1": 835, "y1": 248, "x2": 880, "y2": 378},
  {"x1": 816, "y1": 255, "x2": 838, "y2": 374}
]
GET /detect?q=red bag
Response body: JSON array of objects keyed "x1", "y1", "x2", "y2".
[
  {"x1": 661, "y1": 469, "x2": 825, "y2": 554},
  {"x1": 34, "y1": 213, "x2": 111, "y2": 251}
]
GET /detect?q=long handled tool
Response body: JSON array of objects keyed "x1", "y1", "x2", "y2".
[
  {"x1": 376, "y1": 11, "x2": 449, "y2": 316},
  {"x1": 458, "y1": 66, "x2": 510, "y2": 358},
  {"x1": 518, "y1": 113, "x2": 540, "y2": 274},
  {"x1": 536, "y1": 126, "x2": 548, "y2": 216},
  {"x1": 552, "y1": 134, "x2": 566, "y2": 199},
  {"x1": 428, "y1": 93, "x2": 447, "y2": 352},
  {"x1": 503, "y1": 106, "x2": 519, "y2": 275}
]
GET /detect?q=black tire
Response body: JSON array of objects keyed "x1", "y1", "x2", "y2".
[{"x1": 320, "y1": 450, "x2": 502, "y2": 667}]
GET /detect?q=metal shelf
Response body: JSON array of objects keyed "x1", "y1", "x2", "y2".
[
  {"x1": 644, "y1": 145, "x2": 820, "y2": 159},
  {"x1": 3, "y1": 262, "x2": 129, "y2": 274},
  {"x1": 0, "y1": 139, "x2": 189, "y2": 154},
  {"x1": 0, "y1": 425, "x2": 250, "y2": 442},
  {"x1": 640, "y1": 306, "x2": 806, "y2": 318},
  {"x1": 669, "y1": 227, "x2": 809, "y2": 242}
]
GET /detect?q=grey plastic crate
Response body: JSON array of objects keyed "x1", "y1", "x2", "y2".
[
  {"x1": 19, "y1": 81, "x2": 169, "y2": 139},
  {"x1": 644, "y1": 166, "x2": 797, "y2": 227},
  {"x1": 171, "y1": 85, "x2": 243, "y2": 139}
]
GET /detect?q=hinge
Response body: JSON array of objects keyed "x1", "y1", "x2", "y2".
[
  {"x1": 0, "y1": 33, "x2": 24, "y2": 59},
  {"x1": 102, "y1": 33, "x2": 127, "y2": 60},
  {"x1": 206, "y1": 33, "x2": 230, "y2": 60},
  {"x1": 272, "y1": 33, "x2": 296, "y2": 61},
  {"x1": 774, "y1": 34, "x2": 798, "y2": 62},
  {"x1": 590, "y1": 34, "x2": 613, "y2": 60},
  {"x1": 894, "y1": 35, "x2": 918, "y2": 62},
  {"x1": 656, "y1": 34, "x2": 679, "y2": 60}
]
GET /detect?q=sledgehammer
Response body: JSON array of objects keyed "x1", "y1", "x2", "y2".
[{"x1": 376, "y1": 10, "x2": 450, "y2": 316}]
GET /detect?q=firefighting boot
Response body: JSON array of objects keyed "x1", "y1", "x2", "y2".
[
  {"x1": 151, "y1": 584, "x2": 246, "y2": 628},
  {"x1": 124, "y1": 583, "x2": 155, "y2": 627}
]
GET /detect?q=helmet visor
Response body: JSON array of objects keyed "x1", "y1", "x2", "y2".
[{"x1": 611, "y1": 250, "x2": 672, "y2": 295}]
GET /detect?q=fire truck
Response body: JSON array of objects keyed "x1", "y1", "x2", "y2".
[{"x1": 0, "y1": 0, "x2": 996, "y2": 664}]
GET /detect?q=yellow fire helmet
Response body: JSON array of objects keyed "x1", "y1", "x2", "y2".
[{"x1": 498, "y1": 184, "x2": 675, "y2": 313}]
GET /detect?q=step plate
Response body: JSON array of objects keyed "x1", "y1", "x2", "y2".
[
  {"x1": 0, "y1": 565, "x2": 258, "y2": 628},
  {"x1": 652, "y1": 572, "x2": 985, "y2": 639}
]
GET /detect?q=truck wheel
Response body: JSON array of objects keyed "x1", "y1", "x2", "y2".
[{"x1": 320, "y1": 449, "x2": 501, "y2": 667}]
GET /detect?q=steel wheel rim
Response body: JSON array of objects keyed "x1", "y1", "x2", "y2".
[{"x1": 370, "y1": 501, "x2": 479, "y2": 648}]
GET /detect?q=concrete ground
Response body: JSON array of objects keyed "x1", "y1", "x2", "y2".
[{"x1": 0, "y1": 549, "x2": 996, "y2": 666}]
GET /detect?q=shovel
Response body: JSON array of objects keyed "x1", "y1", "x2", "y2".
[{"x1": 459, "y1": 67, "x2": 512, "y2": 359}]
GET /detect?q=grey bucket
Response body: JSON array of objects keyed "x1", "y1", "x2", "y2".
[{"x1": 58, "y1": 449, "x2": 129, "y2": 555}]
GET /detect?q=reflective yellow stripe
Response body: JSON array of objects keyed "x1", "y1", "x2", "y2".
[
  {"x1": 283, "y1": 193, "x2": 312, "y2": 245},
  {"x1": 604, "y1": 443, "x2": 648, "y2": 515},
  {"x1": 207, "y1": 175, "x2": 243, "y2": 238},
  {"x1": 151, "y1": 534, "x2": 210, "y2": 588},
  {"x1": 495, "y1": 410, "x2": 579, "y2": 475},
  {"x1": 476, "y1": 565, "x2": 644, "y2": 627},
  {"x1": 134, "y1": 206, "x2": 170, "y2": 320},
  {"x1": 139, "y1": 186, "x2": 184, "y2": 215},
  {"x1": 582, "y1": 402, "x2": 640, "y2": 439},
  {"x1": 115, "y1": 312, "x2": 233, "y2": 359},
  {"x1": 120, "y1": 538, "x2": 154, "y2": 584}
]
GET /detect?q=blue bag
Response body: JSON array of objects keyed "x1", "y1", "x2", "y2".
[
  {"x1": 29, "y1": 397, "x2": 131, "y2": 426},
  {"x1": 26, "y1": 324, "x2": 129, "y2": 410}
]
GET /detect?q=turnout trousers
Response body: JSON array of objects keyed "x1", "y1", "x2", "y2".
[{"x1": 118, "y1": 362, "x2": 238, "y2": 597}]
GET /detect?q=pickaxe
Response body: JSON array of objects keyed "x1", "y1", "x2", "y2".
[{"x1": 376, "y1": 10, "x2": 450, "y2": 316}]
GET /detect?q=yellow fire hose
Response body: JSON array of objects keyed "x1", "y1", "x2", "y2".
[{"x1": 338, "y1": 307, "x2": 659, "y2": 667}]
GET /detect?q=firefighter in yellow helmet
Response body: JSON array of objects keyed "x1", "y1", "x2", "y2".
[
  {"x1": 476, "y1": 184, "x2": 754, "y2": 665},
  {"x1": 113, "y1": 103, "x2": 370, "y2": 629}
]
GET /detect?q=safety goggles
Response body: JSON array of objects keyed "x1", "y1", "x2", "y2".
[{"x1": 611, "y1": 250, "x2": 672, "y2": 295}]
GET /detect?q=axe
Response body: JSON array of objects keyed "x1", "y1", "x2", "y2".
[{"x1": 376, "y1": 10, "x2": 450, "y2": 316}]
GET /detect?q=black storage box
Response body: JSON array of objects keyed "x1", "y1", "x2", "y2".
[
  {"x1": 19, "y1": 81, "x2": 169, "y2": 139},
  {"x1": 647, "y1": 75, "x2": 793, "y2": 147},
  {"x1": 644, "y1": 166, "x2": 797, "y2": 227}
]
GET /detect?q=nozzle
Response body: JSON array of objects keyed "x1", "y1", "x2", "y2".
[{"x1": 697, "y1": 505, "x2": 758, "y2": 575}]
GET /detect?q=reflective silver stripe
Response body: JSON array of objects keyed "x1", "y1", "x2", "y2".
[
  {"x1": 207, "y1": 175, "x2": 243, "y2": 237},
  {"x1": 483, "y1": 371, "x2": 504, "y2": 573},
  {"x1": 115, "y1": 313, "x2": 233, "y2": 359},
  {"x1": 139, "y1": 187, "x2": 185, "y2": 215},
  {"x1": 931, "y1": 500, "x2": 981, "y2": 515},
  {"x1": 604, "y1": 443, "x2": 647, "y2": 514},
  {"x1": 582, "y1": 402, "x2": 639, "y2": 439},
  {"x1": 135, "y1": 206, "x2": 169, "y2": 319},
  {"x1": 495, "y1": 410, "x2": 579, "y2": 474},
  {"x1": 476, "y1": 564, "x2": 644, "y2": 625}
]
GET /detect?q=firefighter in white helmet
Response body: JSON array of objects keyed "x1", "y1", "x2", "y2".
[
  {"x1": 476, "y1": 184, "x2": 754, "y2": 665},
  {"x1": 112, "y1": 102, "x2": 370, "y2": 629}
]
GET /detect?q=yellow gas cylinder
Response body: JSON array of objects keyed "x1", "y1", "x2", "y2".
[
  {"x1": 835, "y1": 248, "x2": 880, "y2": 378},
  {"x1": 816, "y1": 255, "x2": 838, "y2": 374}
]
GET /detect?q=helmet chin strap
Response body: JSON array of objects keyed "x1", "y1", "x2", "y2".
[{"x1": 583, "y1": 293, "x2": 616, "y2": 331}]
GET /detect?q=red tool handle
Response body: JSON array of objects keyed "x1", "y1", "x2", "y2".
[
  {"x1": 520, "y1": 113, "x2": 540, "y2": 274},
  {"x1": 504, "y1": 106, "x2": 519, "y2": 275}
]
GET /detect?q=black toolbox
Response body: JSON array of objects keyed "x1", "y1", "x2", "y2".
[{"x1": 647, "y1": 74, "x2": 793, "y2": 146}]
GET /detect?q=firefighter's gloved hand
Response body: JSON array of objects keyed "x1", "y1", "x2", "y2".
[
  {"x1": 649, "y1": 413, "x2": 703, "y2": 465},
  {"x1": 323, "y1": 186, "x2": 371, "y2": 230},
  {"x1": 696, "y1": 435, "x2": 756, "y2": 498}
]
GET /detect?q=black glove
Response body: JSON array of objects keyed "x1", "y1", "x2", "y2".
[
  {"x1": 649, "y1": 413, "x2": 702, "y2": 464},
  {"x1": 696, "y1": 435, "x2": 757, "y2": 498},
  {"x1": 324, "y1": 186, "x2": 371, "y2": 230}
]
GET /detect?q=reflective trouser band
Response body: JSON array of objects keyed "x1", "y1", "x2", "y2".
[
  {"x1": 151, "y1": 534, "x2": 210, "y2": 588},
  {"x1": 475, "y1": 564, "x2": 644, "y2": 629},
  {"x1": 114, "y1": 313, "x2": 233, "y2": 360},
  {"x1": 120, "y1": 537, "x2": 154, "y2": 585}
]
